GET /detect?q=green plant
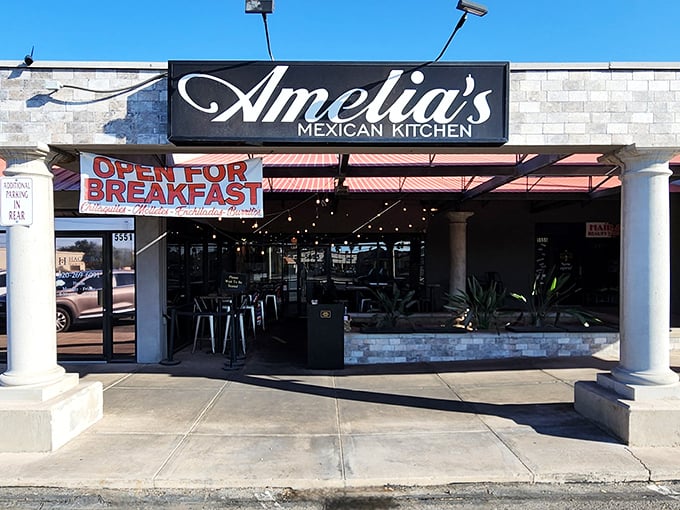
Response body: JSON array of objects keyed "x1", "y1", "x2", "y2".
[
  {"x1": 445, "y1": 276, "x2": 507, "y2": 330},
  {"x1": 510, "y1": 267, "x2": 597, "y2": 327},
  {"x1": 370, "y1": 283, "x2": 417, "y2": 329}
]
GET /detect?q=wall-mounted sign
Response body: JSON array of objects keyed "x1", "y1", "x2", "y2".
[
  {"x1": 168, "y1": 61, "x2": 509, "y2": 147},
  {"x1": 586, "y1": 222, "x2": 620, "y2": 238},
  {"x1": 0, "y1": 177, "x2": 33, "y2": 226},
  {"x1": 79, "y1": 153, "x2": 263, "y2": 218}
]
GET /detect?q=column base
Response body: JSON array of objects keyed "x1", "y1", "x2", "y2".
[
  {"x1": 575, "y1": 376, "x2": 680, "y2": 447},
  {"x1": 0, "y1": 374, "x2": 103, "y2": 452}
]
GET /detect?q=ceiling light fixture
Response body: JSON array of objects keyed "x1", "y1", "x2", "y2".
[{"x1": 432, "y1": 0, "x2": 488, "y2": 63}]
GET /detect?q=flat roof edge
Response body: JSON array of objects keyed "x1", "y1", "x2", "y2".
[
  {"x1": 1, "y1": 60, "x2": 680, "y2": 71},
  {"x1": 0, "y1": 61, "x2": 169, "y2": 70},
  {"x1": 511, "y1": 61, "x2": 680, "y2": 71}
]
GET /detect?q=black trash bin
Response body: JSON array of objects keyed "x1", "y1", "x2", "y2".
[{"x1": 307, "y1": 303, "x2": 344, "y2": 369}]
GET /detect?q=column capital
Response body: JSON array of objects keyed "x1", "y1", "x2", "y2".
[
  {"x1": 445, "y1": 211, "x2": 474, "y2": 223},
  {"x1": 0, "y1": 144, "x2": 51, "y2": 164},
  {"x1": 598, "y1": 144, "x2": 679, "y2": 175},
  {"x1": 0, "y1": 144, "x2": 57, "y2": 179}
]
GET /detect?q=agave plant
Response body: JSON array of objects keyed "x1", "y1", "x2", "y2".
[
  {"x1": 369, "y1": 283, "x2": 417, "y2": 329},
  {"x1": 445, "y1": 275, "x2": 507, "y2": 330},
  {"x1": 510, "y1": 267, "x2": 596, "y2": 327}
]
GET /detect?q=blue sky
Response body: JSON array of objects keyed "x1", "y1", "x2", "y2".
[{"x1": 1, "y1": 0, "x2": 678, "y2": 63}]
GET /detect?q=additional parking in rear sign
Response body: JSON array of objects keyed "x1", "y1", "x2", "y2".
[{"x1": 0, "y1": 177, "x2": 33, "y2": 226}]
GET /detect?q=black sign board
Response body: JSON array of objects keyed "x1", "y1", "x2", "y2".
[
  {"x1": 168, "y1": 61, "x2": 509, "y2": 147},
  {"x1": 220, "y1": 272, "x2": 247, "y2": 294}
]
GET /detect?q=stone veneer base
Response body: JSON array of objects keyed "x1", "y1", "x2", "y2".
[{"x1": 344, "y1": 330, "x2": 623, "y2": 365}]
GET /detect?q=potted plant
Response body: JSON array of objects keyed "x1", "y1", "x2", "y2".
[
  {"x1": 363, "y1": 283, "x2": 417, "y2": 332},
  {"x1": 506, "y1": 266, "x2": 601, "y2": 331},
  {"x1": 444, "y1": 275, "x2": 507, "y2": 331}
]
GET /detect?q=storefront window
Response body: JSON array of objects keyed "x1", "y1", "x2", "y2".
[{"x1": 0, "y1": 218, "x2": 136, "y2": 362}]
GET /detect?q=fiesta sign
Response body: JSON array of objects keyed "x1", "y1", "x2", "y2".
[
  {"x1": 79, "y1": 153, "x2": 263, "y2": 218},
  {"x1": 168, "y1": 61, "x2": 509, "y2": 146}
]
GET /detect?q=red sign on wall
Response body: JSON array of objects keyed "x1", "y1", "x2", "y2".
[{"x1": 586, "y1": 222, "x2": 620, "y2": 238}]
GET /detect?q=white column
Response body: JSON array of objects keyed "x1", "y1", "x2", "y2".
[
  {"x1": 135, "y1": 216, "x2": 166, "y2": 363},
  {"x1": 446, "y1": 211, "x2": 474, "y2": 295},
  {"x1": 0, "y1": 145, "x2": 65, "y2": 386},
  {"x1": 605, "y1": 146, "x2": 679, "y2": 387}
]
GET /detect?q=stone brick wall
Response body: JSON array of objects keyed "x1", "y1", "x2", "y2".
[
  {"x1": 508, "y1": 63, "x2": 680, "y2": 148},
  {"x1": 1, "y1": 61, "x2": 680, "y2": 149},
  {"x1": 0, "y1": 63, "x2": 168, "y2": 146},
  {"x1": 344, "y1": 330, "x2": 621, "y2": 365}
]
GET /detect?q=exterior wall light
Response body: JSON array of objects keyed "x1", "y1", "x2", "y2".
[
  {"x1": 433, "y1": 0, "x2": 488, "y2": 62},
  {"x1": 23, "y1": 46, "x2": 34, "y2": 66},
  {"x1": 245, "y1": 0, "x2": 273, "y2": 14},
  {"x1": 456, "y1": 0, "x2": 488, "y2": 17}
]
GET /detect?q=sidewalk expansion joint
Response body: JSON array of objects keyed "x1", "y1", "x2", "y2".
[
  {"x1": 434, "y1": 372, "x2": 537, "y2": 483},
  {"x1": 150, "y1": 379, "x2": 232, "y2": 482},
  {"x1": 332, "y1": 375, "x2": 347, "y2": 483}
]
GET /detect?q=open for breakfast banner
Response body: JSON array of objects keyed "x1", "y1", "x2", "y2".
[{"x1": 79, "y1": 153, "x2": 263, "y2": 218}]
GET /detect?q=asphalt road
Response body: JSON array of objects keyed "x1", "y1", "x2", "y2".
[{"x1": 1, "y1": 483, "x2": 679, "y2": 509}]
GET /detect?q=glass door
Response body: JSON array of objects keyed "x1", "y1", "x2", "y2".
[
  {"x1": 56, "y1": 235, "x2": 105, "y2": 358},
  {"x1": 55, "y1": 232, "x2": 136, "y2": 361},
  {"x1": 111, "y1": 232, "x2": 136, "y2": 359}
]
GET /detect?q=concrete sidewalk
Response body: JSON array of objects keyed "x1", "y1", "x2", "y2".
[{"x1": 0, "y1": 349, "x2": 678, "y2": 490}]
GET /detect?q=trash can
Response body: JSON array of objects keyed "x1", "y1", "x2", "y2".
[{"x1": 307, "y1": 303, "x2": 344, "y2": 369}]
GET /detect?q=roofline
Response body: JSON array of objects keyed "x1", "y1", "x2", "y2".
[{"x1": 2, "y1": 60, "x2": 680, "y2": 71}]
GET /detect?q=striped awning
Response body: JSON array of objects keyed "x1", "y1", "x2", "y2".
[{"x1": 1, "y1": 153, "x2": 679, "y2": 195}]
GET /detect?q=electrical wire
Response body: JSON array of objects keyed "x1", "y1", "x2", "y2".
[
  {"x1": 54, "y1": 73, "x2": 167, "y2": 94},
  {"x1": 432, "y1": 13, "x2": 467, "y2": 63},
  {"x1": 262, "y1": 13, "x2": 275, "y2": 61},
  {"x1": 352, "y1": 200, "x2": 403, "y2": 234}
]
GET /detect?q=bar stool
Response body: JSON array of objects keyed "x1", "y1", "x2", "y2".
[
  {"x1": 264, "y1": 293, "x2": 279, "y2": 320},
  {"x1": 192, "y1": 297, "x2": 215, "y2": 353},
  {"x1": 241, "y1": 294, "x2": 257, "y2": 337}
]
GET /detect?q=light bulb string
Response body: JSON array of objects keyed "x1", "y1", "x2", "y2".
[
  {"x1": 253, "y1": 193, "x2": 319, "y2": 233},
  {"x1": 351, "y1": 199, "x2": 402, "y2": 234}
]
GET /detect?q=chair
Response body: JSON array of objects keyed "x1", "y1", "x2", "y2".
[{"x1": 192, "y1": 297, "x2": 215, "y2": 353}]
